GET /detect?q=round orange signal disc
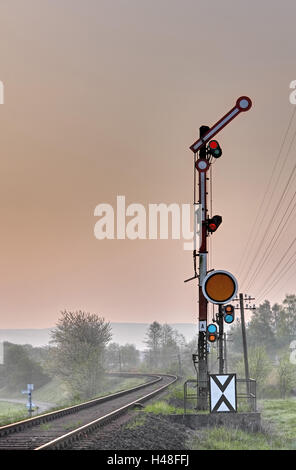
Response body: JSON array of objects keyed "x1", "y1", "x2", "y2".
[{"x1": 202, "y1": 270, "x2": 238, "y2": 305}]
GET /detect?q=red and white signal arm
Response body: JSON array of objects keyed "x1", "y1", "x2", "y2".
[
  {"x1": 190, "y1": 96, "x2": 252, "y2": 153},
  {"x1": 202, "y1": 270, "x2": 238, "y2": 305}
]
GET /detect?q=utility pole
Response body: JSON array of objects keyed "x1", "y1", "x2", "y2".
[
  {"x1": 239, "y1": 293, "x2": 250, "y2": 394},
  {"x1": 232, "y1": 293, "x2": 255, "y2": 397}
]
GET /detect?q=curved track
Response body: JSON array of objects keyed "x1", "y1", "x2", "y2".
[{"x1": 0, "y1": 373, "x2": 177, "y2": 450}]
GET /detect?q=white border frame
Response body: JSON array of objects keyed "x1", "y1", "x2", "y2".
[{"x1": 202, "y1": 269, "x2": 238, "y2": 305}]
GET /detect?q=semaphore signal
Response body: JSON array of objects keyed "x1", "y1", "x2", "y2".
[{"x1": 186, "y1": 96, "x2": 252, "y2": 409}]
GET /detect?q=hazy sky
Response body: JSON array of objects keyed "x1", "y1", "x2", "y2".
[{"x1": 1, "y1": 0, "x2": 296, "y2": 328}]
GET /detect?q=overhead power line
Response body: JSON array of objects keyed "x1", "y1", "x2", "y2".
[
  {"x1": 256, "y1": 246, "x2": 296, "y2": 303},
  {"x1": 240, "y1": 116, "x2": 296, "y2": 290},
  {"x1": 245, "y1": 187, "x2": 296, "y2": 292},
  {"x1": 237, "y1": 107, "x2": 296, "y2": 280}
]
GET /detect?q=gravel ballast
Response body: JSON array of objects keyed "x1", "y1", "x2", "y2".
[{"x1": 69, "y1": 412, "x2": 193, "y2": 450}]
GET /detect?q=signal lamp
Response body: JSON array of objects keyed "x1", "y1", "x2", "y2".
[
  {"x1": 207, "y1": 323, "x2": 217, "y2": 342},
  {"x1": 208, "y1": 140, "x2": 222, "y2": 158},
  {"x1": 224, "y1": 304, "x2": 235, "y2": 324},
  {"x1": 207, "y1": 215, "x2": 222, "y2": 233}
]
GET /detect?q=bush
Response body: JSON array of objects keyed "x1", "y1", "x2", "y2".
[{"x1": 0, "y1": 342, "x2": 50, "y2": 391}]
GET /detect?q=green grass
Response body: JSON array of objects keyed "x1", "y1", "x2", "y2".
[
  {"x1": 0, "y1": 401, "x2": 28, "y2": 426},
  {"x1": 0, "y1": 377, "x2": 67, "y2": 405},
  {"x1": 33, "y1": 377, "x2": 68, "y2": 404},
  {"x1": 125, "y1": 414, "x2": 147, "y2": 429},
  {"x1": 237, "y1": 401, "x2": 254, "y2": 413},
  {"x1": 188, "y1": 426, "x2": 284, "y2": 450},
  {"x1": 140, "y1": 382, "x2": 205, "y2": 415},
  {"x1": 143, "y1": 400, "x2": 185, "y2": 415},
  {"x1": 40, "y1": 423, "x2": 52, "y2": 431},
  {"x1": 261, "y1": 399, "x2": 296, "y2": 443},
  {"x1": 167, "y1": 385, "x2": 184, "y2": 401},
  {"x1": 63, "y1": 420, "x2": 83, "y2": 431},
  {"x1": 188, "y1": 398, "x2": 296, "y2": 450}
]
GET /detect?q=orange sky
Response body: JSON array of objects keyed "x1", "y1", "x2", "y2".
[{"x1": 0, "y1": 0, "x2": 296, "y2": 328}]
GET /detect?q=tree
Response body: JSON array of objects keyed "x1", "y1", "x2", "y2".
[
  {"x1": 144, "y1": 321, "x2": 162, "y2": 369},
  {"x1": 0, "y1": 342, "x2": 50, "y2": 391},
  {"x1": 160, "y1": 324, "x2": 176, "y2": 369},
  {"x1": 276, "y1": 353, "x2": 296, "y2": 398},
  {"x1": 105, "y1": 343, "x2": 140, "y2": 371},
  {"x1": 105, "y1": 342, "x2": 121, "y2": 371},
  {"x1": 280, "y1": 295, "x2": 296, "y2": 340},
  {"x1": 50, "y1": 311, "x2": 112, "y2": 399},
  {"x1": 144, "y1": 322, "x2": 187, "y2": 374},
  {"x1": 182, "y1": 336, "x2": 199, "y2": 376},
  {"x1": 237, "y1": 346, "x2": 271, "y2": 394},
  {"x1": 248, "y1": 302, "x2": 276, "y2": 352},
  {"x1": 120, "y1": 344, "x2": 140, "y2": 370}
]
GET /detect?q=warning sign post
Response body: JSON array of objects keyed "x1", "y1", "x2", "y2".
[{"x1": 209, "y1": 374, "x2": 237, "y2": 413}]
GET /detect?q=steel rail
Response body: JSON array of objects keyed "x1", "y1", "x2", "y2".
[
  {"x1": 35, "y1": 374, "x2": 177, "y2": 450},
  {"x1": 0, "y1": 372, "x2": 162, "y2": 439}
]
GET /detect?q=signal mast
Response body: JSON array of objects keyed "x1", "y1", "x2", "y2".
[{"x1": 186, "y1": 97, "x2": 252, "y2": 409}]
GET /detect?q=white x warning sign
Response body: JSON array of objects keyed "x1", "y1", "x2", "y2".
[{"x1": 209, "y1": 374, "x2": 237, "y2": 413}]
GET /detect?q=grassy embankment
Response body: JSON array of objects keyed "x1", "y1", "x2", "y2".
[{"x1": 126, "y1": 382, "x2": 296, "y2": 450}]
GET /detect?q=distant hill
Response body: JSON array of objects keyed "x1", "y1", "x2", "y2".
[{"x1": 0, "y1": 323, "x2": 197, "y2": 350}]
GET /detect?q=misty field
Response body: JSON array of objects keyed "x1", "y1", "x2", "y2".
[
  {"x1": 0, "y1": 402, "x2": 28, "y2": 426},
  {"x1": 261, "y1": 399, "x2": 296, "y2": 443}
]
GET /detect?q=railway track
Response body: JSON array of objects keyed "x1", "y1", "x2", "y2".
[{"x1": 0, "y1": 373, "x2": 177, "y2": 450}]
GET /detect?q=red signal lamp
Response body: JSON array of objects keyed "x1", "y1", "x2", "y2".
[
  {"x1": 207, "y1": 215, "x2": 222, "y2": 233},
  {"x1": 208, "y1": 140, "x2": 222, "y2": 158},
  {"x1": 209, "y1": 222, "x2": 217, "y2": 231},
  {"x1": 209, "y1": 140, "x2": 218, "y2": 149}
]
